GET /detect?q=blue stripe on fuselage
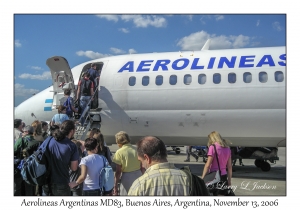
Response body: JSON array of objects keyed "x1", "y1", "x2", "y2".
[
  {"x1": 45, "y1": 99, "x2": 53, "y2": 103},
  {"x1": 44, "y1": 107, "x2": 52, "y2": 111}
]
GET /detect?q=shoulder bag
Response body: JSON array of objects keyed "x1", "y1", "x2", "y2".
[{"x1": 203, "y1": 144, "x2": 221, "y2": 186}]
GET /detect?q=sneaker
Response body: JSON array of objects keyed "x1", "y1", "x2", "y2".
[{"x1": 184, "y1": 159, "x2": 190, "y2": 162}]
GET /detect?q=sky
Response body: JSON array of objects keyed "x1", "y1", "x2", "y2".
[{"x1": 14, "y1": 14, "x2": 286, "y2": 106}]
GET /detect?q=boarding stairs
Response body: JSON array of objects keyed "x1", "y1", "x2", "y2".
[{"x1": 74, "y1": 85, "x2": 102, "y2": 140}]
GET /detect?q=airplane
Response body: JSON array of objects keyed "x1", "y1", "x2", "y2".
[{"x1": 14, "y1": 40, "x2": 286, "y2": 151}]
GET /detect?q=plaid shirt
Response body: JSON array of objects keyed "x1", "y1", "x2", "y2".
[{"x1": 128, "y1": 162, "x2": 190, "y2": 196}]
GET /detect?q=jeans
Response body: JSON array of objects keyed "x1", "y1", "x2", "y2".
[
  {"x1": 80, "y1": 96, "x2": 91, "y2": 113},
  {"x1": 42, "y1": 183, "x2": 70, "y2": 196},
  {"x1": 82, "y1": 189, "x2": 101, "y2": 196}
]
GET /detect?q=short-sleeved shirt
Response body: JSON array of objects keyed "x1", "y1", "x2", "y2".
[
  {"x1": 207, "y1": 143, "x2": 231, "y2": 175},
  {"x1": 112, "y1": 143, "x2": 140, "y2": 172},
  {"x1": 87, "y1": 68, "x2": 100, "y2": 82},
  {"x1": 79, "y1": 154, "x2": 105, "y2": 190},
  {"x1": 60, "y1": 96, "x2": 74, "y2": 107},
  {"x1": 46, "y1": 137, "x2": 79, "y2": 185},
  {"x1": 128, "y1": 162, "x2": 190, "y2": 196},
  {"x1": 51, "y1": 113, "x2": 69, "y2": 125}
]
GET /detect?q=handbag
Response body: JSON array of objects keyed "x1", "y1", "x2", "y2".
[
  {"x1": 203, "y1": 144, "x2": 221, "y2": 186},
  {"x1": 225, "y1": 188, "x2": 235, "y2": 196}
]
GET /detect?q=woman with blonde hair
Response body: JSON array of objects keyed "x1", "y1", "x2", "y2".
[
  {"x1": 112, "y1": 131, "x2": 143, "y2": 195},
  {"x1": 201, "y1": 131, "x2": 232, "y2": 196}
]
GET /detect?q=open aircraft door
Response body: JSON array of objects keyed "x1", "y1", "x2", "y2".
[{"x1": 46, "y1": 56, "x2": 76, "y2": 110}]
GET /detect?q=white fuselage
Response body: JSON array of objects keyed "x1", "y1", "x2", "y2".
[{"x1": 15, "y1": 46, "x2": 286, "y2": 147}]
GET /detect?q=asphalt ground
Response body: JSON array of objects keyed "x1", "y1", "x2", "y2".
[{"x1": 108, "y1": 145, "x2": 286, "y2": 196}]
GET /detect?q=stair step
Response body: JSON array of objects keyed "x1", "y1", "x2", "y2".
[{"x1": 90, "y1": 108, "x2": 102, "y2": 112}]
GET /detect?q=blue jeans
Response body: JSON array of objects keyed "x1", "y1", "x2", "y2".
[
  {"x1": 82, "y1": 189, "x2": 101, "y2": 196},
  {"x1": 80, "y1": 96, "x2": 91, "y2": 113}
]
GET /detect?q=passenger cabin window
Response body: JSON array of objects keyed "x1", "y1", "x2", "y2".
[
  {"x1": 156, "y1": 75, "x2": 163, "y2": 86},
  {"x1": 169, "y1": 75, "x2": 177, "y2": 85},
  {"x1": 228, "y1": 73, "x2": 236, "y2": 84},
  {"x1": 142, "y1": 76, "x2": 149, "y2": 86},
  {"x1": 198, "y1": 74, "x2": 206, "y2": 85},
  {"x1": 243, "y1": 72, "x2": 252, "y2": 83},
  {"x1": 129, "y1": 76, "x2": 136, "y2": 86},
  {"x1": 259, "y1": 72, "x2": 268, "y2": 83},
  {"x1": 213, "y1": 73, "x2": 221, "y2": 84},
  {"x1": 275, "y1": 71, "x2": 284, "y2": 82},
  {"x1": 184, "y1": 74, "x2": 192, "y2": 85}
]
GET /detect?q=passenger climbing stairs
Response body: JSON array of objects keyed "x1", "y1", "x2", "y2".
[{"x1": 74, "y1": 87, "x2": 101, "y2": 140}]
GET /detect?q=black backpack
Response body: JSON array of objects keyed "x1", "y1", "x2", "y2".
[
  {"x1": 180, "y1": 166, "x2": 210, "y2": 196},
  {"x1": 81, "y1": 79, "x2": 91, "y2": 96}
]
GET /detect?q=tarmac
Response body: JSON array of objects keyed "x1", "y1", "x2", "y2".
[{"x1": 108, "y1": 145, "x2": 286, "y2": 196}]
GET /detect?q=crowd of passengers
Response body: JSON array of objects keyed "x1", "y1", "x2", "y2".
[{"x1": 14, "y1": 116, "x2": 233, "y2": 196}]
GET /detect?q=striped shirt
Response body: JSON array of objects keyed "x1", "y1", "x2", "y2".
[{"x1": 128, "y1": 162, "x2": 190, "y2": 196}]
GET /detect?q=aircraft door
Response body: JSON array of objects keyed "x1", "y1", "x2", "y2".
[{"x1": 46, "y1": 56, "x2": 76, "y2": 110}]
